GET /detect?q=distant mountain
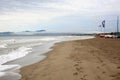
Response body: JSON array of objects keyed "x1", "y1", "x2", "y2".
[
  {"x1": 0, "y1": 30, "x2": 95, "y2": 36},
  {"x1": 23, "y1": 30, "x2": 31, "y2": 32},
  {"x1": 0, "y1": 32, "x2": 14, "y2": 35},
  {"x1": 14, "y1": 30, "x2": 46, "y2": 35},
  {"x1": 23, "y1": 30, "x2": 46, "y2": 32},
  {"x1": 36, "y1": 30, "x2": 46, "y2": 32},
  {"x1": 0, "y1": 30, "x2": 46, "y2": 36}
]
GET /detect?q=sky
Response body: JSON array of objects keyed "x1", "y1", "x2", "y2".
[{"x1": 0, "y1": 0, "x2": 120, "y2": 33}]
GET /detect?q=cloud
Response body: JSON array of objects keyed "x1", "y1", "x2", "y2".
[
  {"x1": 0, "y1": 0, "x2": 120, "y2": 14},
  {"x1": 0, "y1": 0, "x2": 119, "y2": 32}
]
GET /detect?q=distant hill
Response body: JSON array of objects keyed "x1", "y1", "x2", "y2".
[
  {"x1": 23, "y1": 30, "x2": 46, "y2": 32},
  {"x1": 36, "y1": 30, "x2": 46, "y2": 32},
  {"x1": 0, "y1": 30, "x2": 95, "y2": 36},
  {"x1": 0, "y1": 30, "x2": 46, "y2": 36},
  {"x1": 0, "y1": 32, "x2": 14, "y2": 35}
]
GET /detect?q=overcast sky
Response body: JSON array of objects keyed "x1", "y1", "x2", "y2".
[{"x1": 0, "y1": 0, "x2": 120, "y2": 33}]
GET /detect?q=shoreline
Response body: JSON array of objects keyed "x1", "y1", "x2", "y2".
[
  {"x1": 0, "y1": 36, "x2": 94, "y2": 80},
  {"x1": 5, "y1": 41, "x2": 56, "y2": 67},
  {"x1": 5, "y1": 36, "x2": 94, "y2": 67},
  {"x1": 20, "y1": 38, "x2": 120, "y2": 80}
]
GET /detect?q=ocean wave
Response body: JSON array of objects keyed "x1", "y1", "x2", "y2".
[
  {"x1": 0, "y1": 72, "x2": 21, "y2": 80},
  {"x1": 0, "y1": 44, "x2": 7, "y2": 48},
  {"x1": 0, "y1": 65, "x2": 21, "y2": 72},
  {"x1": 0, "y1": 46, "x2": 32, "y2": 80},
  {"x1": 0, "y1": 46, "x2": 32, "y2": 65},
  {"x1": 39, "y1": 37, "x2": 57, "y2": 41}
]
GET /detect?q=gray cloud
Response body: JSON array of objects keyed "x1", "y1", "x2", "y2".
[
  {"x1": 0, "y1": 0, "x2": 120, "y2": 32},
  {"x1": 0, "y1": 0, "x2": 120, "y2": 15},
  {"x1": 0, "y1": 0, "x2": 64, "y2": 13}
]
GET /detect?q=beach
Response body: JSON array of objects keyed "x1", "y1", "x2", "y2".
[
  {"x1": 20, "y1": 38, "x2": 120, "y2": 80},
  {"x1": 0, "y1": 36, "x2": 93, "y2": 80}
]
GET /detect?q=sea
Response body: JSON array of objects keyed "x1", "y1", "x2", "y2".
[{"x1": 0, "y1": 35, "x2": 94, "y2": 80}]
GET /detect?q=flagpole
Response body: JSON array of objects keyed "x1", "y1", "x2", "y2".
[
  {"x1": 104, "y1": 27, "x2": 105, "y2": 33},
  {"x1": 101, "y1": 26, "x2": 102, "y2": 32},
  {"x1": 98, "y1": 25, "x2": 102, "y2": 32},
  {"x1": 117, "y1": 16, "x2": 119, "y2": 33}
]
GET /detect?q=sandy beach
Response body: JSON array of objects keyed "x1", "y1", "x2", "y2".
[{"x1": 20, "y1": 38, "x2": 120, "y2": 80}]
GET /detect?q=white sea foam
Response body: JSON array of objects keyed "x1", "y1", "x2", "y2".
[
  {"x1": 0, "y1": 44, "x2": 7, "y2": 48},
  {"x1": 0, "y1": 37, "x2": 57, "y2": 49},
  {"x1": 0, "y1": 72, "x2": 5, "y2": 77},
  {"x1": 0, "y1": 39, "x2": 16, "y2": 44},
  {"x1": 26, "y1": 42, "x2": 43, "y2": 47},
  {"x1": 0, "y1": 37, "x2": 57, "y2": 79},
  {"x1": 59, "y1": 36, "x2": 94, "y2": 41},
  {"x1": 40, "y1": 37, "x2": 57, "y2": 41},
  {"x1": 0, "y1": 72, "x2": 21, "y2": 80},
  {"x1": 0, "y1": 46, "x2": 32, "y2": 80},
  {"x1": 0, "y1": 46, "x2": 32, "y2": 65},
  {"x1": 0, "y1": 65, "x2": 21, "y2": 72},
  {"x1": 12, "y1": 37, "x2": 57, "y2": 44}
]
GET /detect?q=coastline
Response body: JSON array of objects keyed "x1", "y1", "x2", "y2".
[
  {"x1": 20, "y1": 38, "x2": 120, "y2": 80},
  {"x1": 0, "y1": 36, "x2": 94, "y2": 80}
]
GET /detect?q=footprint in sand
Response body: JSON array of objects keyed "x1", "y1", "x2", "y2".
[
  {"x1": 76, "y1": 67, "x2": 84, "y2": 73},
  {"x1": 73, "y1": 60, "x2": 84, "y2": 77},
  {"x1": 76, "y1": 67, "x2": 83, "y2": 70},
  {"x1": 83, "y1": 74, "x2": 87, "y2": 78},
  {"x1": 110, "y1": 73, "x2": 120, "y2": 80},
  {"x1": 117, "y1": 66, "x2": 120, "y2": 69},
  {"x1": 80, "y1": 78, "x2": 86, "y2": 80},
  {"x1": 113, "y1": 57, "x2": 117, "y2": 59},
  {"x1": 73, "y1": 72, "x2": 78, "y2": 75},
  {"x1": 74, "y1": 64, "x2": 79, "y2": 66},
  {"x1": 76, "y1": 67, "x2": 80, "y2": 71},
  {"x1": 109, "y1": 74, "x2": 116, "y2": 77},
  {"x1": 80, "y1": 74, "x2": 87, "y2": 80},
  {"x1": 117, "y1": 72, "x2": 120, "y2": 75},
  {"x1": 102, "y1": 71, "x2": 106, "y2": 74},
  {"x1": 101, "y1": 63, "x2": 106, "y2": 67}
]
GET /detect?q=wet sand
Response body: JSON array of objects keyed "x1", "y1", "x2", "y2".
[{"x1": 20, "y1": 38, "x2": 120, "y2": 80}]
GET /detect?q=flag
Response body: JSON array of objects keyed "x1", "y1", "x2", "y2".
[{"x1": 102, "y1": 20, "x2": 105, "y2": 28}]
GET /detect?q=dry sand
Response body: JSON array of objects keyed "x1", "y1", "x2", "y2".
[{"x1": 20, "y1": 38, "x2": 120, "y2": 80}]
